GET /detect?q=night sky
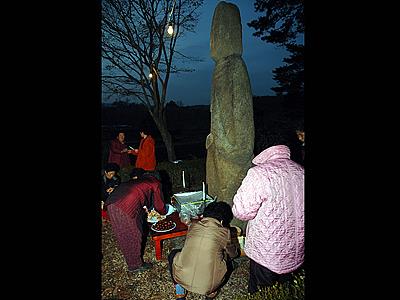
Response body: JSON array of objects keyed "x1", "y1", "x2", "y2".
[
  {"x1": 167, "y1": 0, "x2": 289, "y2": 106},
  {"x1": 103, "y1": 0, "x2": 292, "y2": 106}
]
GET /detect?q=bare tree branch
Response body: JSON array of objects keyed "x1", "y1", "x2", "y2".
[{"x1": 102, "y1": 0, "x2": 204, "y2": 161}]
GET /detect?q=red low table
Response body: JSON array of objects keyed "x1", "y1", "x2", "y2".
[
  {"x1": 150, "y1": 211, "x2": 188, "y2": 260},
  {"x1": 101, "y1": 209, "x2": 109, "y2": 220}
]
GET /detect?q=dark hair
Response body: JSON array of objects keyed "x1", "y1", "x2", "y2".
[
  {"x1": 296, "y1": 124, "x2": 304, "y2": 133},
  {"x1": 115, "y1": 129, "x2": 125, "y2": 137},
  {"x1": 104, "y1": 163, "x2": 120, "y2": 173},
  {"x1": 129, "y1": 168, "x2": 145, "y2": 179},
  {"x1": 202, "y1": 201, "x2": 233, "y2": 227},
  {"x1": 140, "y1": 127, "x2": 151, "y2": 136}
]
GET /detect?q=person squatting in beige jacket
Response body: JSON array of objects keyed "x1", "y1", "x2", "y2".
[{"x1": 168, "y1": 201, "x2": 240, "y2": 300}]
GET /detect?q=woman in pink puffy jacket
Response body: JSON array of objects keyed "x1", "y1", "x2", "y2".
[{"x1": 232, "y1": 139, "x2": 304, "y2": 294}]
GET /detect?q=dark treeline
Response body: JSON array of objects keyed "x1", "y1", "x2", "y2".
[
  {"x1": 102, "y1": 100, "x2": 210, "y2": 138},
  {"x1": 101, "y1": 96, "x2": 303, "y2": 163},
  {"x1": 101, "y1": 101, "x2": 211, "y2": 163}
]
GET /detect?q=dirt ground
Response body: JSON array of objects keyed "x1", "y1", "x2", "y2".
[{"x1": 101, "y1": 218, "x2": 251, "y2": 300}]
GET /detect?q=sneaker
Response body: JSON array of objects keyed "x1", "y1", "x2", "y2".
[
  {"x1": 175, "y1": 283, "x2": 187, "y2": 299},
  {"x1": 128, "y1": 262, "x2": 153, "y2": 273}
]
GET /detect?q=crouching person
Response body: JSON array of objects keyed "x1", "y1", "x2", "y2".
[
  {"x1": 168, "y1": 201, "x2": 240, "y2": 300},
  {"x1": 104, "y1": 167, "x2": 167, "y2": 273}
]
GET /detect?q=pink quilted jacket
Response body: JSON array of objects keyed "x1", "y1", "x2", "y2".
[{"x1": 232, "y1": 145, "x2": 304, "y2": 274}]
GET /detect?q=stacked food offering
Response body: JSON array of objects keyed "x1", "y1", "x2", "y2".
[
  {"x1": 151, "y1": 219, "x2": 176, "y2": 232},
  {"x1": 147, "y1": 210, "x2": 166, "y2": 223}
]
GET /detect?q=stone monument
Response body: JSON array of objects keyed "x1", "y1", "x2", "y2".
[{"x1": 206, "y1": 1, "x2": 254, "y2": 227}]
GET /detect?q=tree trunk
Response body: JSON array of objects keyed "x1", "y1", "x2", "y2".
[{"x1": 152, "y1": 113, "x2": 176, "y2": 162}]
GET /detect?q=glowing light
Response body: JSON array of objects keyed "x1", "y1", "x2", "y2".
[
  {"x1": 148, "y1": 73, "x2": 153, "y2": 79},
  {"x1": 167, "y1": 24, "x2": 174, "y2": 35}
]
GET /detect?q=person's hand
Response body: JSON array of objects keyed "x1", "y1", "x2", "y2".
[
  {"x1": 121, "y1": 148, "x2": 128, "y2": 153},
  {"x1": 106, "y1": 187, "x2": 114, "y2": 194},
  {"x1": 134, "y1": 148, "x2": 138, "y2": 153}
]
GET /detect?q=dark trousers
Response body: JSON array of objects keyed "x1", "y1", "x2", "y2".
[
  {"x1": 217, "y1": 256, "x2": 234, "y2": 292},
  {"x1": 248, "y1": 258, "x2": 302, "y2": 294},
  {"x1": 168, "y1": 249, "x2": 182, "y2": 284}
]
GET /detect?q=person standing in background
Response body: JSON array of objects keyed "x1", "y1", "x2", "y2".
[
  {"x1": 296, "y1": 129, "x2": 305, "y2": 165},
  {"x1": 131, "y1": 128, "x2": 156, "y2": 171},
  {"x1": 108, "y1": 131, "x2": 131, "y2": 169}
]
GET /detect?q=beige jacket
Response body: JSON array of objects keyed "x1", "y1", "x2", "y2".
[{"x1": 172, "y1": 217, "x2": 239, "y2": 295}]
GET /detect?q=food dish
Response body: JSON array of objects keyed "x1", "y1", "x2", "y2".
[
  {"x1": 151, "y1": 220, "x2": 176, "y2": 233},
  {"x1": 147, "y1": 210, "x2": 166, "y2": 223},
  {"x1": 147, "y1": 216, "x2": 165, "y2": 223},
  {"x1": 147, "y1": 204, "x2": 176, "y2": 223}
]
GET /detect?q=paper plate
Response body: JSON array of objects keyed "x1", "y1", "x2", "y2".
[{"x1": 147, "y1": 215, "x2": 165, "y2": 223}]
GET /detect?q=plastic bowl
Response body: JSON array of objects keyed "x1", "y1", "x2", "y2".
[{"x1": 165, "y1": 203, "x2": 176, "y2": 216}]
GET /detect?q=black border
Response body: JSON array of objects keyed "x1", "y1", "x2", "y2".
[{"x1": 11, "y1": 2, "x2": 102, "y2": 299}]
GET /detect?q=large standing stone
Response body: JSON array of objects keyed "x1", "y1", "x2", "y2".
[{"x1": 206, "y1": 1, "x2": 254, "y2": 227}]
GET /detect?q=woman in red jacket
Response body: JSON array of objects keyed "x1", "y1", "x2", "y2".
[{"x1": 131, "y1": 128, "x2": 156, "y2": 171}]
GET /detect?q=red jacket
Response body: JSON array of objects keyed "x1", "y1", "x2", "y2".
[
  {"x1": 105, "y1": 175, "x2": 167, "y2": 217},
  {"x1": 133, "y1": 135, "x2": 156, "y2": 171}
]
